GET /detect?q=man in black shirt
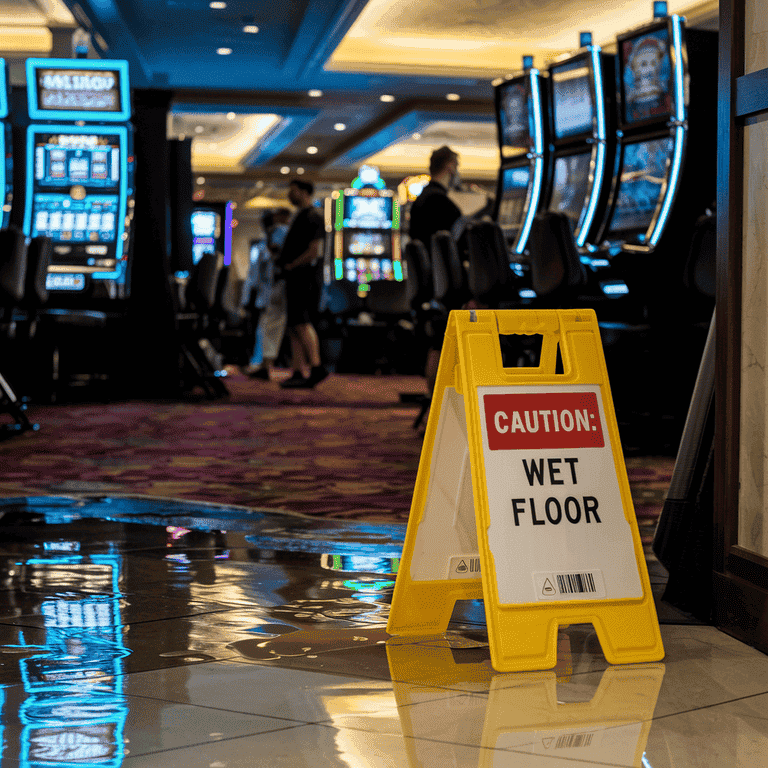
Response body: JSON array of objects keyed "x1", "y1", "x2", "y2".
[
  {"x1": 277, "y1": 179, "x2": 328, "y2": 389},
  {"x1": 408, "y1": 145, "x2": 463, "y2": 250}
]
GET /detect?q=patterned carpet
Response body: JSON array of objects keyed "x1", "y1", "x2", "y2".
[{"x1": 0, "y1": 369, "x2": 675, "y2": 541}]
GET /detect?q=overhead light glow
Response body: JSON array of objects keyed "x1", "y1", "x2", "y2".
[
  {"x1": 308, "y1": 89, "x2": 323, "y2": 98},
  {"x1": 280, "y1": 166, "x2": 290, "y2": 174},
  {"x1": 195, "y1": 125, "x2": 204, "y2": 133},
  {"x1": 179, "y1": 133, "x2": 186, "y2": 140},
  {"x1": 411, "y1": 133, "x2": 421, "y2": 140},
  {"x1": 197, "y1": 177, "x2": 205, "y2": 184},
  {"x1": 209, "y1": 1, "x2": 226, "y2": 7},
  {"x1": 226, "y1": 112, "x2": 236, "y2": 120},
  {"x1": 306, "y1": 146, "x2": 318, "y2": 154},
  {"x1": 243, "y1": 25, "x2": 259, "y2": 33},
  {"x1": 446, "y1": 93, "x2": 461, "y2": 101},
  {"x1": 334, "y1": 123, "x2": 347, "y2": 131},
  {"x1": 380, "y1": 94, "x2": 395, "y2": 102},
  {"x1": 217, "y1": 47, "x2": 232, "y2": 55},
  {"x1": 296, "y1": 167, "x2": 305, "y2": 175}
]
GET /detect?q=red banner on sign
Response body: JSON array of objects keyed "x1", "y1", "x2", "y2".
[{"x1": 483, "y1": 392, "x2": 604, "y2": 450}]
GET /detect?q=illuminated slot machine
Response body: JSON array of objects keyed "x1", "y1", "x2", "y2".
[
  {"x1": 493, "y1": 56, "x2": 548, "y2": 257},
  {"x1": 595, "y1": 2, "x2": 717, "y2": 280},
  {"x1": 0, "y1": 59, "x2": 11, "y2": 231},
  {"x1": 22, "y1": 59, "x2": 135, "y2": 302},
  {"x1": 326, "y1": 169, "x2": 402, "y2": 299},
  {"x1": 191, "y1": 201, "x2": 234, "y2": 265},
  {"x1": 545, "y1": 33, "x2": 616, "y2": 252}
]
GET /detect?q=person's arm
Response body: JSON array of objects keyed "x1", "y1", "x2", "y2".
[{"x1": 285, "y1": 238, "x2": 323, "y2": 270}]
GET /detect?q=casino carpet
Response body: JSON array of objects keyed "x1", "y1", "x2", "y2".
[{"x1": 0, "y1": 369, "x2": 675, "y2": 541}]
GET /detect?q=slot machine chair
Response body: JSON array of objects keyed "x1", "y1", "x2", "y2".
[
  {"x1": 430, "y1": 230, "x2": 471, "y2": 311},
  {"x1": 177, "y1": 250, "x2": 229, "y2": 399},
  {"x1": 0, "y1": 227, "x2": 37, "y2": 436},
  {"x1": 464, "y1": 221, "x2": 514, "y2": 308}
]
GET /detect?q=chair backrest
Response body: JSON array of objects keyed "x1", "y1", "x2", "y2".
[
  {"x1": 403, "y1": 239, "x2": 433, "y2": 308},
  {"x1": 527, "y1": 212, "x2": 587, "y2": 298},
  {"x1": 431, "y1": 230, "x2": 468, "y2": 308},
  {"x1": 465, "y1": 221, "x2": 509, "y2": 305},
  {"x1": 366, "y1": 277, "x2": 414, "y2": 316},
  {"x1": 188, "y1": 251, "x2": 222, "y2": 312},
  {"x1": 0, "y1": 226, "x2": 29, "y2": 306},
  {"x1": 25, "y1": 236, "x2": 52, "y2": 307}
]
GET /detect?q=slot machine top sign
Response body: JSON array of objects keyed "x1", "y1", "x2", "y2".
[{"x1": 26, "y1": 58, "x2": 131, "y2": 122}]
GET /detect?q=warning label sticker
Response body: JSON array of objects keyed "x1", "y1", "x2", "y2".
[
  {"x1": 449, "y1": 555, "x2": 481, "y2": 580},
  {"x1": 478, "y1": 384, "x2": 642, "y2": 605}
]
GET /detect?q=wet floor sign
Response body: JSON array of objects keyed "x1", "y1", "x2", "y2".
[{"x1": 387, "y1": 309, "x2": 664, "y2": 672}]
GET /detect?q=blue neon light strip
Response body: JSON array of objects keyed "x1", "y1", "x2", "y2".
[
  {"x1": 24, "y1": 125, "x2": 129, "y2": 280},
  {"x1": 649, "y1": 125, "x2": 685, "y2": 247},
  {"x1": 529, "y1": 70, "x2": 544, "y2": 156},
  {"x1": 516, "y1": 156, "x2": 543, "y2": 254},
  {"x1": 576, "y1": 47, "x2": 607, "y2": 248},
  {"x1": 0, "y1": 59, "x2": 7, "y2": 119},
  {"x1": 578, "y1": 142, "x2": 606, "y2": 248},
  {"x1": 26, "y1": 58, "x2": 131, "y2": 122},
  {"x1": 671, "y1": 16, "x2": 686, "y2": 122}
]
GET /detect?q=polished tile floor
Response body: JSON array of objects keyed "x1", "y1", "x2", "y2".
[{"x1": 0, "y1": 496, "x2": 765, "y2": 767}]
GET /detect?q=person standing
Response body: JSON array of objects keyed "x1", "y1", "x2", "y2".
[
  {"x1": 244, "y1": 208, "x2": 291, "y2": 380},
  {"x1": 277, "y1": 179, "x2": 328, "y2": 389}
]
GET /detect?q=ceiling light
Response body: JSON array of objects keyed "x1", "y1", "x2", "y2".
[
  {"x1": 334, "y1": 123, "x2": 347, "y2": 131},
  {"x1": 446, "y1": 93, "x2": 461, "y2": 101},
  {"x1": 195, "y1": 125, "x2": 204, "y2": 133},
  {"x1": 308, "y1": 89, "x2": 323, "y2": 98},
  {"x1": 296, "y1": 167, "x2": 305, "y2": 175},
  {"x1": 306, "y1": 146, "x2": 318, "y2": 154},
  {"x1": 380, "y1": 94, "x2": 395, "y2": 103},
  {"x1": 492, "y1": 77, "x2": 504, "y2": 86},
  {"x1": 226, "y1": 112, "x2": 236, "y2": 120},
  {"x1": 209, "y1": 1, "x2": 226, "y2": 7},
  {"x1": 217, "y1": 47, "x2": 232, "y2": 55},
  {"x1": 243, "y1": 25, "x2": 259, "y2": 33},
  {"x1": 412, "y1": 133, "x2": 421, "y2": 140},
  {"x1": 197, "y1": 177, "x2": 205, "y2": 185},
  {"x1": 280, "y1": 166, "x2": 290, "y2": 174}
]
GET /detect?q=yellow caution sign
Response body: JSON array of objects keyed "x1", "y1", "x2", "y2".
[{"x1": 387, "y1": 309, "x2": 664, "y2": 671}]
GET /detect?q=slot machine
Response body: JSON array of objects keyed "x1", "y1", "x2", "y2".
[
  {"x1": 21, "y1": 58, "x2": 135, "y2": 304},
  {"x1": 191, "y1": 201, "x2": 234, "y2": 266},
  {"x1": 594, "y1": 2, "x2": 717, "y2": 318},
  {"x1": 325, "y1": 168, "x2": 403, "y2": 299},
  {"x1": 544, "y1": 33, "x2": 616, "y2": 251},
  {"x1": 0, "y1": 58, "x2": 11, "y2": 231},
  {"x1": 493, "y1": 56, "x2": 549, "y2": 257}
]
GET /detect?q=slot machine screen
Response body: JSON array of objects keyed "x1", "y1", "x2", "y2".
[
  {"x1": 497, "y1": 165, "x2": 531, "y2": 231},
  {"x1": 343, "y1": 256, "x2": 395, "y2": 285},
  {"x1": 551, "y1": 57, "x2": 594, "y2": 139},
  {"x1": 620, "y1": 27, "x2": 673, "y2": 124},
  {"x1": 549, "y1": 152, "x2": 592, "y2": 224},
  {"x1": 498, "y1": 80, "x2": 531, "y2": 157},
  {"x1": 606, "y1": 137, "x2": 675, "y2": 238},
  {"x1": 342, "y1": 194, "x2": 393, "y2": 229},
  {"x1": 28, "y1": 130, "x2": 124, "y2": 273},
  {"x1": 191, "y1": 209, "x2": 220, "y2": 264}
]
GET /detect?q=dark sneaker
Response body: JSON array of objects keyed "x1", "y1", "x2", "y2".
[
  {"x1": 305, "y1": 365, "x2": 329, "y2": 387},
  {"x1": 279, "y1": 371, "x2": 308, "y2": 389}
]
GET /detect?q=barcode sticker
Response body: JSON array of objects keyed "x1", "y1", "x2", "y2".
[{"x1": 533, "y1": 570, "x2": 606, "y2": 600}]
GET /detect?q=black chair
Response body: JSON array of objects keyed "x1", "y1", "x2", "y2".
[
  {"x1": 403, "y1": 239, "x2": 433, "y2": 312},
  {"x1": 526, "y1": 212, "x2": 589, "y2": 307},
  {"x1": 464, "y1": 221, "x2": 512, "y2": 307},
  {"x1": 177, "y1": 251, "x2": 228, "y2": 398},
  {"x1": 0, "y1": 227, "x2": 37, "y2": 435},
  {"x1": 431, "y1": 230, "x2": 470, "y2": 310}
]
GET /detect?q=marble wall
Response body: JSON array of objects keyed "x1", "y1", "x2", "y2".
[
  {"x1": 745, "y1": 0, "x2": 768, "y2": 74},
  {"x1": 738, "y1": 114, "x2": 768, "y2": 558}
]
